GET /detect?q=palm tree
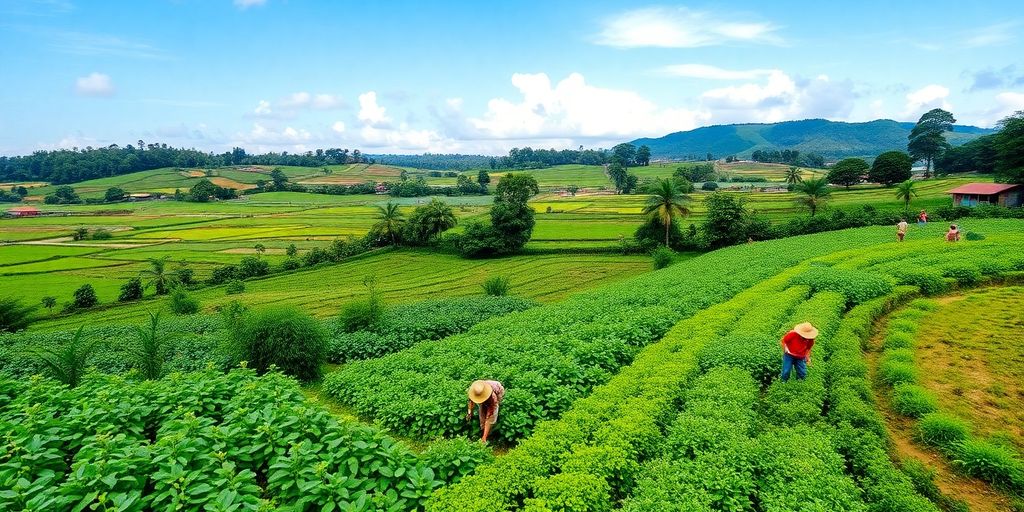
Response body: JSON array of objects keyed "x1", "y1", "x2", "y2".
[
  {"x1": 417, "y1": 199, "x2": 458, "y2": 239},
  {"x1": 785, "y1": 166, "x2": 803, "y2": 185},
  {"x1": 139, "y1": 256, "x2": 179, "y2": 295},
  {"x1": 133, "y1": 312, "x2": 166, "y2": 380},
  {"x1": 793, "y1": 177, "x2": 831, "y2": 217},
  {"x1": 641, "y1": 179, "x2": 691, "y2": 246},
  {"x1": 373, "y1": 202, "x2": 405, "y2": 245},
  {"x1": 23, "y1": 326, "x2": 97, "y2": 388},
  {"x1": 895, "y1": 180, "x2": 918, "y2": 213}
]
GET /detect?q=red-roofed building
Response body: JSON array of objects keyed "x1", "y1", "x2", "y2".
[
  {"x1": 948, "y1": 183, "x2": 1023, "y2": 208},
  {"x1": 6, "y1": 206, "x2": 40, "y2": 217}
]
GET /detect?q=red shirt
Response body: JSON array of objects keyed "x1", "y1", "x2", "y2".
[{"x1": 781, "y1": 331, "x2": 814, "y2": 359}]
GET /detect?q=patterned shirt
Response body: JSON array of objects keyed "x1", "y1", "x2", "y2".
[{"x1": 480, "y1": 380, "x2": 505, "y2": 424}]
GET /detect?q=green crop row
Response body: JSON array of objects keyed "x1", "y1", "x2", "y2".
[
  {"x1": 323, "y1": 228, "x2": 902, "y2": 444},
  {"x1": 0, "y1": 367, "x2": 492, "y2": 511},
  {"x1": 878, "y1": 300, "x2": 1024, "y2": 494}
]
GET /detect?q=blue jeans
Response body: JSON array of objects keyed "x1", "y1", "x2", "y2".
[{"x1": 781, "y1": 353, "x2": 807, "y2": 381}]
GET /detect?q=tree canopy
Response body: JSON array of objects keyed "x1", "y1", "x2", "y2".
[
  {"x1": 907, "y1": 108, "x2": 955, "y2": 178},
  {"x1": 826, "y1": 158, "x2": 869, "y2": 188},
  {"x1": 868, "y1": 151, "x2": 913, "y2": 186}
]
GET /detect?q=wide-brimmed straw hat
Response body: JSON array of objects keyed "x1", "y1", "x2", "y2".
[
  {"x1": 467, "y1": 380, "x2": 493, "y2": 404},
  {"x1": 794, "y1": 322, "x2": 819, "y2": 339}
]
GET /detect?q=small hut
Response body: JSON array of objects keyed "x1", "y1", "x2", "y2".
[{"x1": 947, "y1": 183, "x2": 1023, "y2": 208}]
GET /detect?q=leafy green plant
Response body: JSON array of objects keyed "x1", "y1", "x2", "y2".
[
  {"x1": 0, "y1": 297, "x2": 35, "y2": 333},
  {"x1": 481, "y1": 275, "x2": 511, "y2": 296},
  {"x1": 651, "y1": 246, "x2": 675, "y2": 270},
  {"x1": 953, "y1": 438, "x2": 1024, "y2": 492},
  {"x1": 118, "y1": 277, "x2": 144, "y2": 302},
  {"x1": 168, "y1": 287, "x2": 200, "y2": 315},
  {"x1": 225, "y1": 279, "x2": 245, "y2": 295},
  {"x1": 71, "y1": 283, "x2": 99, "y2": 310},
  {"x1": 891, "y1": 384, "x2": 937, "y2": 417},
  {"x1": 915, "y1": 413, "x2": 970, "y2": 450},
  {"x1": 21, "y1": 326, "x2": 97, "y2": 387},
  {"x1": 132, "y1": 311, "x2": 166, "y2": 380},
  {"x1": 231, "y1": 306, "x2": 326, "y2": 382}
]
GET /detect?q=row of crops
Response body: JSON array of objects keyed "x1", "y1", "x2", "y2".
[{"x1": 3, "y1": 219, "x2": 1024, "y2": 510}]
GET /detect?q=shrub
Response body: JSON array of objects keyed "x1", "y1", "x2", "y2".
[
  {"x1": 118, "y1": 277, "x2": 144, "y2": 302},
  {"x1": 953, "y1": 438, "x2": 1024, "y2": 491},
  {"x1": 0, "y1": 297, "x2": 35, "y2": 333},
  {"x1": 964, "y1": 231, "x2": 985, "y2": 241},
  {"x1": 168, "y1": 287, "x2": 200, "y2": 315},
  {"x1": 892, "y1": 268, "x2": 948, "y2": 295},
  {"x1": 280, "y1": 257, "x2": 301, "y2": 271},
  {"x1": 420, "y1": 439, "x2": 495, "y2": 485},
  {"x1": 879, "y1": 359, "x2": 917, "y2": 386},
  {"x1": 915, "y1": 413, "x2": 970, "y2": 450},
  {"x1": 132, "y1": 312, "x2": 167, "y2": 380},
  {"x1": 941, "y1": 264, "x2": 982, "y2": 286},
  {"x1": 237, "y1": 256, "x2": 270, "y2": 279},
  {"x1": 225, "y1": 279, "x2": 245, "y2": 295},
  {"x1": 481, "y1": 276, "x2": 511, "y2": 296},
  {"x1": 523, "y1": 473, "x2": 611, "y2": 512},
  {"x1": 338, "y1": 300, "x2": 383, "y2": 333},
  {"x1": 701, "y1": 181, "x2": 719, "y2": 191},
  {"x1": 230, "y1": 306, "x2": 327, "y2": 382},
  {"x1": 791, "y1": 267, "x2": 894, "y2": 306},
  {"x1": 891, "y1": 384, "x2": 938, "y2": 417},
  {"x1": 91, "y1": 228, "x2": 112, "y2": 240},
  {"x1": 901, "y1": 459, "x2": 970, "y2": 512},
  {"x1": 696, "y1": 333, "x2": 779, "y2": 385},
  {"x1": 879, "y1": 348, "x2": 915, "y2": 366},
  {"x1": 20, "y1": 326, "x2": 97, "y2": 387},
  {"x1": 209, "y1": 264, "x2": 238, "y2": 284},
  {"x1": 651, "y1": 246, "x2": 674, "y2": 269},
  {"x1": 71, "y1": 283, "x2": 99, "y2": 309}
]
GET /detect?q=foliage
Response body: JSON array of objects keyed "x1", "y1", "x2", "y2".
[
  {"x1": 908, "y1": 108, "x2": 955, "y2": 177},
  {"x1": 140, "y1": 256, "x2": 177, "y2": 295},
  {"x1": 225, "y1": 279, "x2": 245, "y2": 295},
  {"x1": 0, "y1": 297, "x2": 34, "y2": 333},
  {"x1": 895, "y1": 180, "x2": 918, "y2": 212},
  {"x1": 20, "y1": 326, "x2": 96, "y2": 388},
  {"x1": 404, "y1": 198, "x2": 458, "y2": 245},
  {"x1": 230, "y1": 306, "x2": 327, "y2": 382},
  {"x1": 43, "y1": 185, "x2": 81, "y2": 204},
  {"x1": 641, "y1": 178, "x2": 690, "y2": 246},
  {"x1": 117, "y1": 277, "x2": 144, "y2": 302},
  {"x1": 793, "y1": 176, "x2": 832, "y2": 216},
  {"x1": 132, "y1": 311, "x2": 167, "y2": 380},
  {"x1": 71, "y1": 283, "x2": 99, "y2": 309},
  {"x1": 168, "y1": 287, "x2": 200, "y2": 315},
  {"x1": 700, "y1": 192, "x2": 749, "y2": 248},
  {"x1": 700, "y1": 181, "x2": 718, "y2": 191},
  {"x1": 869, "y1": 151, "x2": 914, "y2": 186},
  {"x1": 337, "y1": 276, "x2": 384, "y2": 333},
  {"x1": 827, "y1": 158, "x2": 869, "y2": 187},
  {"x1": 481, "y1": 276, "x2": 511, "y2": 297},
  {"x1": 915, "y1": 413, "x2": 970, "y2": 450},
  {"x1": 993, "y1": 110, "x2": 1024, "y2": 183},
  {"x1": 953, "y1": 439, "x2": 1024, "y2": 492},
  {"x1": 651, "y1": 246, "x2": 674, "y2": 269},
  {"x1": 370, "y1": 202, "x2": 405, "y2": 245},
  {"x1": 790, "y1": 266, "x2": 894, "y2": 306},
  {"x1": 90, "y1": 228, "x2": 112, "y2": 240},
  {"x1": 104, "y1": 186, "x2": 127, "y2": 202},
  {"x1": 236, "y1": 255, "x2": 270, "y2": 279},
  {"x1": 891, "y1": 383, "x2": 938, "y2": 417}
]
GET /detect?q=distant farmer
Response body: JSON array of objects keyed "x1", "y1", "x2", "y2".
[
  {"x1": 946, "y1": 224, "x2": 960, "y2": 242},
  {"x1": 466, "y1": 379, "x2": 505, "y2": 443},
  {"x1": 896, "y1": 218, "x2": 909, "y2": 242},
  {"x1": 780, "y1": 322, "x2": 818, "y2": 381},
  {"x1": 918, "y1": 209, "x2": 928, "y2": 226}
]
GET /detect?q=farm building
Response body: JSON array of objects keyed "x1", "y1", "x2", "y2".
[
  {"x1": 128, "y1": 193, "x2": 155, "y2": 201},
  {"x1": 5, "y1": 206, "x2": 40, "y2": 217},
  {"x1": 947, "y1": 183, "x2": 1023, "y2": 208}
]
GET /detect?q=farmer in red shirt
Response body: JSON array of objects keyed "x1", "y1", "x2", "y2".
[
  {"x1": 780, "y1": 322, "x2": 818, "y2": 381},
  {"x1": 466, "y1": 380, "x2": 505, "y2": 443}
]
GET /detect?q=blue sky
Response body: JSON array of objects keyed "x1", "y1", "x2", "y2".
[{"x1": 1, "y1": 0, "x2": 1023, "y2": 156}]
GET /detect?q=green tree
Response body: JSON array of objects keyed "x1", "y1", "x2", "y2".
[
  {"x1": 189, "y1": 179, "x2": 218, "y2": 202},
  {"x1": 118, "y1": 277, "x2": 144, "y2": 302},
  {"x1": 869, "y1": 151, "x2": 914, "y2": 186},
  {"x1": 826, "y1": 158, "x2": 869, "y2": 188},
  {"x1": 641, "y1": 179, "x2": 691, "y2": 246},
  {"x1": 133, "y1": 312, "x2": 166, "y2": 380},
  {"x1": 611, "y1": 143, "x2": 637, "y2": 165},
  {"x1": 636, "y1": 145, "x2": 652, "y2": 166},
  {"x1": 286, "y1": 243, "x2": 298, "y2": 257},
  {"x1": 993, "y1": 111, "x2": 1024, "y2": 183},
  {"x1": 793, "y1": 177, "x2": 831, "y2": 217},
  {"x1": 24, "y1": 326, "x2": 96, "y2": 387},
  {"x1": 231, "y1": 306, "x2": 327, "y2": 382},
  {"x1": 894, "y1": 179, "x2": 918, "y2": 213},
  {"x1": 254, "y1": 243, "x2": 266, "y2": 257},
  {"x1": 270, "y1": 168, "x2": 289, "y2": 188},
  {"x1": 701, "y1": 193, "x2": 749, "y2": 249},
  {"x1": 72, "y1": 284, "x2": 99, "y2": 309},
  {"x1": 566, "y1": 184, "x2": 580, "y2": 196},
  {"x1": 785, "y1": 166, "x2": 803, "y2": 185},
  {"x1": 71, "y1": 227, "x2": 89, "y2": 241},
  {"x1": 372, "y1": 202, "x2": 405, "y2": 245},
  {"x1": 140, "y1": 256, "x2": 177, "y2": 295},
  {"x1": 104, "y1": 187, "x2": 127, "y2": 202},
  {"x1": 405, "y1": 198, "x2": 458, "y2": 244},
  {"x1": 908, "y1": 108, "x2": 955, "y2": 178},
  {"x1": 477, "y1": 169, "x2": 491, "y2": 185},
  {"x1": 491, "y1": 174, "x2": 539, "y2": 251},
  {"x1": 41, "y1": 296, "x2": 57, "y2": 316},
  {"x1": 0, "y1": 297, "x2": 34, "y2": 332}
]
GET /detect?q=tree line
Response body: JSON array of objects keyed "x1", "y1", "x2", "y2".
[{"x1": 0, "y1": 142, "x2": 371, "y2": 184}]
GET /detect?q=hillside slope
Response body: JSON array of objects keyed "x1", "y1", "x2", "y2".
[{"x1": 631, "y1": 118, "x2": 993, "y2": 160}]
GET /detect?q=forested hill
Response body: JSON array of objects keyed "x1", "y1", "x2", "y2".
[{"x1": 630, "y1": 118, "x2": 994, "y2": 161}]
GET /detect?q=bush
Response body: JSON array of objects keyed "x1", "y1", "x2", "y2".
[
  {"x1": 696, "y1": 333, "x2": 779, "y2": 385},
  {"x1": 791, "y1": 267, "x2": 894, "y2": 306},
  {"x1": 168, "y1": 287, "x2": 200, "y2": 315},
  {"x1": 964, "y1": 231, "x2": 985, "y2": 241},
  {"x1": 420, "y1": 439, "x2": 495, "y2": 485},
  {"x1": 481, "y1": 276, "x2": 511, "y2": 297},
  {"x1": 231, "y1": 306, "x2": 327, "y2": 382},
  {"x1": 0, "y1": 297, "x2": 34, "y2": 333},
  {"x1": 280, "y1": 258, "x2": 301, "y2": 271},
  {"x1": 71, "y1": 284, "x2": 98, "y2": 309},
  {"x1": 891, "y1": 384, "x2": 937, "y2": 417},
  {"x1": 237, "y1": 256, "x2": 270, "y2": 279},
  {"x1": 701, "y1": 181, "x2": 719, "y2": 191},
  {"x1": 879, "y1": 359, "x2": 917, "y2": 386},
  {"x1": 209, "y1": 264, "x2": 238, "y2": 284},
  {"x1": 651, "y1": 246, "x2": 674, "y2": 269},
  {"x1": 225, "y1": 279, "x2": 245, "y2": 295},
  {"x1": 941, "y1": 264, "x2": 982, "y2": 286},
  {"x1": 118, "y1": 277, "x2": 144, "y2": 302},
  {"x1": 337, "y1": 281, "x2": 384, "y2": 334},
  {"x1": 523, "y1": 473, "x2": 611, "y2": 512},
  {"x1": 892, "y1": 268, "x2": 948, "y2": 295},
  {"x1": 91, "y1": 228, "x2": 112, "y2": 240},
  {"x1": 915, "y1": 413, "x2": 970, "y2": 450},
  {"x1": 953, "y1": 438, "x2": 1024, "y2": 491}
]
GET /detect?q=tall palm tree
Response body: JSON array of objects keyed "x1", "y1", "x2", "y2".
[
  {"x1": 785, "y1": 166, "x2": 803, "y2": 185},
  {"x1": 373, "y1": 202, "x2": 405, "y2": 245},
  {"x1": 23, "y1": 326, "x2": 96, "y2": 388},
  {"x1": 133, "y1": 312, "x2": 165, "y2": 380},
  {"x1": 794, "y1": 177, "x2": 831, "y2": 217},
  {"x1": 895, "y1": 180, "x2": 918, "y2": 213},
  {"x1": 140, "y1": 256, "x2": 177, "y2": 295},
  {"x1": 417, "y1": 198, "x2": 458, "y2": 239},
  {"x1": 642, "y1": 179, "x2": 691, "y2": 246}
]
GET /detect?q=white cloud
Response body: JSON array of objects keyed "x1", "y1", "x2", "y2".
[
  {"x1": 966, "y1": 91, "x2": 1024, "y2": 127},
  {"x1": 331, "y1": 121, "x2": 346, "y2": 133},
  {"x1": 51, "y1": 31, "x2": 169, "y2": 60},
  {"x1": 253, "y1": 100, "x2": 272, "y2": 116},
  {"x1": 660, "y1": 64, "x2": 777, "y2": 80},
  {"x1": 596, "y1": 7, "x2": 781, "y2": 48},
  {"x1": 698, "y1": 71, "x2": 855, "y2": 124},
  {"x1": 963, "y1": 22, "x2": 1018, "y2": 48},
  {"x1": 234, "y1": 0, "x2": 266, "y2": 9},
  {"x1": 250, "y1": 92, "x2": 345, "y2": 119},
  {"x1": 75, "y1": 72, "x2": 114, "y2": 97},
  {"x1": 358, "y1": 91, "x2": 392, "y2": 128},
  {"x1": 901, "y1": 84, "x2": 951, "y2": 119}
]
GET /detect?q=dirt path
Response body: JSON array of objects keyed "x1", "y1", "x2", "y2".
[{"x1": 866, "y1": 316, "x2": 1016, "y2": 512}]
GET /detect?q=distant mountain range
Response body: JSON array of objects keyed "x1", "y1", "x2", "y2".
[{"x1": 630, "y1": 118, "x2": 995, "y2": 161}]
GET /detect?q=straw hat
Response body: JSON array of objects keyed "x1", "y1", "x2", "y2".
[
  {"x1": 794, "y1": 322, "x2": 818, "y2": 339},
  {"x1": 467, "y1": 380, "x2": 493, "y2": 404}
]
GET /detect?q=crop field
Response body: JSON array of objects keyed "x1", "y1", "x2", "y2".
[{"x1": 4, "y1": 217, "x2": 1024, "y2": 510}]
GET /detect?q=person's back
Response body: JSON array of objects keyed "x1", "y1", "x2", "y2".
[
  {"x1": 896, "y1": 220, "x2": 908, "y2": 241},
  {"x1": 946, "y1": 225, "x2": 959, "y2": 242}
]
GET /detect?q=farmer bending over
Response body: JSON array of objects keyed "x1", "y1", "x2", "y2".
[
  {"x1": 466, "y1": 379, "x2": 505, "y2": 443},
  {"x1": 896, "y1": 218, "x2": 908, "y2": 242},
  {"x1": 781, "y1": 322, "x2": 818, "y2": 381},
  {"x1": 946, "y1": 224, "x2": 960, "y2": 242}
]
